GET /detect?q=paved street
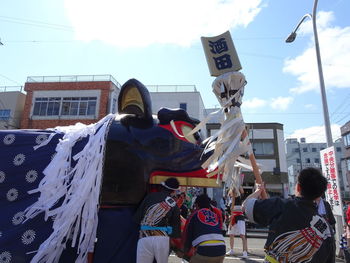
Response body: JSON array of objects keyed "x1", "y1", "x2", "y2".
[{"x1": 168, "y1": 236, "x2": 345, "y2": 263}]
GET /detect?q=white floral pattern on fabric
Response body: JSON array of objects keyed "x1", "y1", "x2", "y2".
[
  {"x1": 6, "y1": 189, "x2": 18, "y2": 202},
  {"x1": 12, "y1": 211, "x2": 25, "y2": 225},
  {"x1": 24, "y1": 114, "x2": 115, "y2": 263},
  {"x1": 25, "y1": 170, "x2": 38, "y2": 183},
  {"x1": 3, "y1": 134, "x2": 15, "y2": 145},
  {"x1": 35, "y1": 135, "x2": 48, "y2": 145},
  {"x1": 0, "y1": 171, "x2": 5, "y2": 183},
  {"x1": 13, "y1": 154, "x2": 25, "y2": 166},
  {"x1": 21, "y1": 230, "x2": 36, "y2": 245},
  {"x1": 0, "y1": 251, "x2": 11, "y2": 263}
]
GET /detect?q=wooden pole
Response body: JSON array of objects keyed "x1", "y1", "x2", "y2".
[{"x1": 241, "y1": 129, "x2": 267, "y2": 199}]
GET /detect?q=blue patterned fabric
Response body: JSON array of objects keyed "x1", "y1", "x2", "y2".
[{"x1": 0, "y1": 129, "x2": 87, "y2": 262}]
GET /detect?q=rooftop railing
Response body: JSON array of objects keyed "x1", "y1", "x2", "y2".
[
  {"x1": 0, "y1": 86, "x2": 24, "y2": 93},
  {"x1": 147, "y1": 85, "x2": 197, "y2": 92},
  {"x1": 26, "y1": 74, "x2": 121, "y2": 88}
]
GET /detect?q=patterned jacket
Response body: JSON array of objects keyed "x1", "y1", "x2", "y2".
[
  {"x1": 245, "y1": 197, "x2": 335, "y2": 263},
  {"x1": 134, "y1": 191, "x2": 181, "y2": 238},
  {"x1": 182, "y1": 208, "x2": 225, "y2": 255}
]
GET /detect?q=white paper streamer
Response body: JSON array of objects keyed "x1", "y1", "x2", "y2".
[
  {"x1": 184, "y1": 71, "x2": 260, "y2": 192},
  {"x1": 24, "y1": 114, "x2": 115, "y2": 263}
]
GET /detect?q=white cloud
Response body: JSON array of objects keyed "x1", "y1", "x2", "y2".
[
  {"x1": 270, "y1": 96, "x2": 293, "y2": 111},
  {"x1": 283, "y1": 11, "x2": 350, "y2": 94},
  {"x1": 304, "y1": 104, "x2": 316, "y2": 109},
  {"x1": 287, "y1": 124, "x2": 341, "y2": 143},
  {"x1": 64, "y1": 0, "x2": 263, "y2": 47},
  {"x1": 242, "y1": 97, "x2": 267, "y2": 109},
  {"x1": 242, "y1": 96, "x2": 293, "y2": 110}
]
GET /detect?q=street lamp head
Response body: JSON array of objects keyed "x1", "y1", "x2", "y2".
[{"x1": 285, "y1": 32, "x2": 297, "y2": 43}]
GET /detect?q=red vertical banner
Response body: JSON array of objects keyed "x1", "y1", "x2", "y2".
[{"x1": 320, "y1": 146, "x2": 342, "y2": 216}]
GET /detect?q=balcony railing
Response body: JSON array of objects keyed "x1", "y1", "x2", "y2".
[
  {"x1": 0, "y1": 86, "x2": 24, "y2": 92},
  {"x1": 26, "y1": 75, "x2": 121, "y2": 88}
]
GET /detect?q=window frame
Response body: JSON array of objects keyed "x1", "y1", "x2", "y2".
[
  {"x1": 253, "y1": 141, "x2": 275, "y2": 156},
  {"x1": 0, "y1": 109, "x2": 11, "y2": 120},
  {"x1": 32, "y1": 96, "x2": 97, "y2": 117}
]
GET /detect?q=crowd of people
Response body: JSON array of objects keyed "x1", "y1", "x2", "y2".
[{"x1": 133, "y1": 167, "x2": 345, "y2": 263}]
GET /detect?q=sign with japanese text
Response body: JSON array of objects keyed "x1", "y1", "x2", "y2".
[
  {"x1": 320, "y1": 146, "x2": 343, "y2": 216},
  {"x1": 201, "y1": 31, "x2": 242, "y2": 76}
]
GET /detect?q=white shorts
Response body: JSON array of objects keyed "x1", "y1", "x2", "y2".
[
  {"x1": 227, "y1": 220, "x2": 246, "y2": 236},
  {"x1": 136, "y1": 236, "x2": 170, "y2": 263}
]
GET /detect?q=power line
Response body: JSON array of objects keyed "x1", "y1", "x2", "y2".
[
  {"x1": 0, "y1": 15, "x2": 73, "y2": 32},
  {"x1": 0, "y1": 74, "x2": 22, "y2": 85}
]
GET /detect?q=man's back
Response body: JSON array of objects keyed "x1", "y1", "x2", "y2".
[{"x1": 248, "y1": 197, "x2": 335, "y2": 263}]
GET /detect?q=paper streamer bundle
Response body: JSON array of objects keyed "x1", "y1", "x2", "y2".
[{"x1": 24, "y1": 114, "x2": 115, "y2": 263}]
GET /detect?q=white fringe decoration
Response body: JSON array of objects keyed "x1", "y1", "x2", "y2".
[
  {"x1": 24, "y1": 114, "x2": 115, "y2": 263},
  {"x1": 178, "y1": 71, "x2": 260, "y2": 193},
  {"x1": 203, "y1": 72, "x2": 249, "y2": 183}
]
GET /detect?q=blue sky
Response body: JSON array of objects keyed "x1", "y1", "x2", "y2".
[{"x1": 0, "y1": 0, "x2": 349, "y2": 143}]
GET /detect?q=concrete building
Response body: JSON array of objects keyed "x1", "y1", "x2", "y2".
[
  {"x1": 0, "y1": 86, "x2": 26, "y2": 129},
  {"x1": 20, "y1": 75, "x2": 121, "y2": 129},
  {"x1": 285, "y1": 137, "x2": 350, "y2": 200},
  {"x1": 341, "y1": 121, "x2": 350, "y2": 201},
  {"x1": 148, "y1": 85, "x2": 206, "y2": 122},
  {"x1": 206, "y1": 116, "x2": 288, "y2": 199}
]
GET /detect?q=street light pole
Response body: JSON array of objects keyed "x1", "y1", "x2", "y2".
[
  {"x1": 286, "y1": 1, "x2": 343, "y2": 255},
  {"x1": 285, "y1": 0, "x2": 333, "y2": 147}
]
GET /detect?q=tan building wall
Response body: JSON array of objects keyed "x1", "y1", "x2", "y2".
[{"x1": 0, "y1": 91, "x2": 26, "y2": 129}]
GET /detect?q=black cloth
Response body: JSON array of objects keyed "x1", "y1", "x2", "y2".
[
  {"x1": 253, "y1": 197, "x2": 335, "y2": 263},
  {"x1": 134, "y1": 191, "x2": 181, "y2": 238},
  {"x1": 323, "y1": 199, "x2": 336, "y2": 232},
  {"x1": 180, "y1": 204, "x2": 189, "y2": 219}
]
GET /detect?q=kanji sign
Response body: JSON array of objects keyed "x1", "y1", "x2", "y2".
[
  {"x1": 320, "y1": 146, "x2": 343, "y2": 216},
  {"x1": 201, "y1": 31, "x2": 242, "y2": 76}
]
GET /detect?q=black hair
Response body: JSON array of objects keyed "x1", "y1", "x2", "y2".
[
  {"x1": 195, "y1": 194, "x2": 211, "y2": 209},
  {"x1": 297, "y1": 167, "x2": 327, "y2": 200}
]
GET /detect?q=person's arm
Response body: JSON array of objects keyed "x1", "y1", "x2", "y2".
[
  {"x1": 243, "y1": 186, "x2": 285, "y2": 226},
  {"x1": 182, "y1": 211, "x2": 196, "y2": 254},
  {"x1": 170, "y1": 206, "x2": 181, "y2": 238},
  {"x1": 242, "y1": 185, "x2": 263, "y2": 223}
]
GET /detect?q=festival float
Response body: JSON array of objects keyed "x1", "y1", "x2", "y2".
[{"x1": 0, "y1": 31, "x2": 264, "y2": 263}]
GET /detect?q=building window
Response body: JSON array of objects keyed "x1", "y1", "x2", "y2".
[
  {"x1": 0, "y1": 109, "x2": 11, "y2": 120},
  {"x1": 315, "y1": 158, "x2": 320, "y2": 163},
  {"x1": 33, "y1": 97, "x2": 97, "y2": 116},
  {"x1": 306, "y1": 158, "x2": 311, "y2": 163},
  {"x1": 336, "y1": 147, "x2": 342, "y2": 152},
  {"x1": 293, "y1": 148, "x2": 299, "y2": 153},
  {"x1": 253, "y1": 142, "x2": 274, "y2": 156},
  {"x1": 61, "y1": 97, "x2": 97, "y2": 116},
  {"x1": 179, "y1": 103, "x2": 187, "y2": 111},
  {"x1": 344, "y1": 133, "x2": 350, "y2": 147},
  {"x1": 33, "y1": 97, "x2": 61, "y2": 116},
  {"x1": 302, "y1": 147, "x2": 308, "y2": 152},
  {"x1": 296, "y1": 158, "x2": 301, "y2": 163},
  {"x1": 111, "y1": 98, "x2": 117, "y2": 114},
  {"x1": 312, "y1": 147, "x2": 317, "y2": 152}
]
